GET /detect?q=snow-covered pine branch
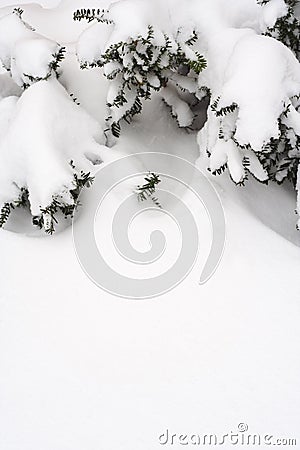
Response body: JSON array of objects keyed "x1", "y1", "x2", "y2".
[
  {"x1": 0, "y1": 78, "x2": 112, "y2": 233},
  {"x1": 0, "y1": 9, "x2": 111, "y2": 233},
  {"x1": 75, "y1": 0, "x2": 206, "y2": 138},
  {"x1": 1, "y1": 0, "x2": 300, "y2": 232},
  {"x1": 262, "y1": 0, "x2": 300, "y2": 57},
  {"x1": 0, "y1": 8, "x2": 65, "y2": 88},
  {"x1": 198, "y1": 29, "x2": 300, "y2": 181},
  {"x1": 193, "y1": 0, "x2": 300, "y2": 227}
]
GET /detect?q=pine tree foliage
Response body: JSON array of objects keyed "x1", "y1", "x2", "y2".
[
  {"x1": 201, "y1": 92, "x2": 300, "y2": 190},
  {"x1": 22, "y1": 46, "x2": 66, "y2": 89},
  {"x1": 262, "y1": 0, "x2": 300, "y2": 57},
  {"x1": 0, "y1": 163, "x2": 94, "y2": 234},
  {"x1": 254, "y1": 1, "x2": 300, "y2": 193},
  {"x1": 2, "y1": 1, "x2": 300, "y2": 233},
  {"x1": 0, "y1": 203, "x2": 13, "y2": 228},
  {"x1": 0, "y1": 188, "x2": 29, "y2": 229},
  {"x1": 0, "y1": 9, "x2": 66, "y2": 88},
  {"x1": 136, "y1": 173, "x2": 162, "y2": 208},
  {"x1": 32, "y1": 164, "x2": 94, "y2": 234},
  {"x1": 74, "y1": 8, "x2": 113, "y2": 24},
  {"x1": 255, "y1": 1, "x2": 300, "y2": 223},
  {"x1": 75, "y1": 7, "x2": 206, "y2": 137},
  {"x1": 0, "y1": 11, "x2": 107, "y2": 234},
  {"x1": 196, "y1": 1, "x2": 300, "y2": 226},
  {"x1": 12, "y1": 7, "x2": 34, "y2": 30},
  {"x1": 256, "y1": 100, "x2": 299, "y2": 187}
]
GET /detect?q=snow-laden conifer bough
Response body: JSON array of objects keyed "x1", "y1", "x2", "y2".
[
  {"x1": 1, "y1": 0, "x2": 300, "y2": 233},
  {"x1": 0, "y1": 8, "x2": 114, "y2": 233}
]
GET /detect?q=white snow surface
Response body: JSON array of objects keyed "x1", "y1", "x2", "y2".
[
  {"x1": 0, "y1": 78, "x2": 109, "y2": 214},
  {"x1": 0, "y1": 0, "x2": 62, "y2": 7},
  {"x1": 76, "y1": 0, "x2": 300, "y2": 154},
  {"x1": 0, "y1": 1, "x2": 300, "y2": 450},
  {"x1": 0, "y1": 11, "x2": 62, "y2": 86},
  {"x1": 198, "y1": 28, "x2": 300, "y2": 151}
]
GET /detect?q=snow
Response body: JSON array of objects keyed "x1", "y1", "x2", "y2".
[
  {"x1": 197, "y1": 28, "x2": 300, "y2": 151},
  {"x1": 76, "y1": 0, "x2": 203, "y2": 137},
  {"x1": 77, "y1": 21, "x2": 114, "y2": 66},
  {"x1": 220, "y1": 34, "x2": 300, "y2": 151},
  {"x1": 1, "y1": 92, "x2": 300, "y2": 449},
  {"x1": 0, "y1": 12, "x2": 34, "y2": 70},
  {"x1": 76, "y1": 0, "x2": 300, "y2": 158},
  {"x1": 0, "y1": 78, "x2": 109, "y2": 215},
  {"x1": 0, "y1": 11, "x2": 62, "y2": 86},
  {"x1": 195, "y1": 9, "x2": 300, "y2": 184},
  {"x1": 261, "y1": 0, "x2": 288, "y2": 28},
  {"x1": 161, "y1": 85, "x2": 194, "y2": 128},
  {"x1": 282, "y1": 103, "x2": 300, "y2": 136},
  {"x1": 0, "y1": 1, "x2": 300, "y2": 449},
  {"x1": 0, "y1": 73, "x2": 21, "y2": 99},
  {"x1": 0, "y1": 0, "x2": 62, "y2": 7}
]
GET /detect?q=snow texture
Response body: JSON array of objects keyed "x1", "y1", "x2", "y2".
[
  {"x1": 0, "y1": 78, "x2": 109, "y2": 215},
  {"x1": 198, "y1": 29, "x2": 300, "y2": 152},
  {"x1": 0, "y1": 11, "x2": 62, "y2": 86},
  {"x1": 0, "y1": 2, "x2": 300, "y2": 450},
  {"x1": 0, "y1": 0, "x2": 62, "y2": 7},
  {"x1": 77, "y1": 0, "x2": 201, "y2": 129},
  {"x1": 76, "y1": 0, "x2": 300, "y2": 181}
]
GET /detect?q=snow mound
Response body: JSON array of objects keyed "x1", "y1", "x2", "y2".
[
  {"x1": 0, "y1": 10, "x2": 63, "y2": 87},
  {"x1": 198, "y1": 28, "x2": 300, "y2": 150},
  {"x1": 0, "y1": 79, "x2": 109, "y2": 217},
  {"x1": 76, "y1": 0, "x2": 204, "y2": 134},
  {"x1": 0, "y1": 73, "x2": 22, "y2": 99},
  {"x1": 197, "y1": 13, "x2": 300, "y2": 197}
]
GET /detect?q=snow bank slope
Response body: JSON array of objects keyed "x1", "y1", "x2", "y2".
[
  {"x1": 0, "y1": 2, "x2": 299, "y2": 450},
  {"x1": 0, "y1": 94, "x2": 300, "y2": 450}
]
